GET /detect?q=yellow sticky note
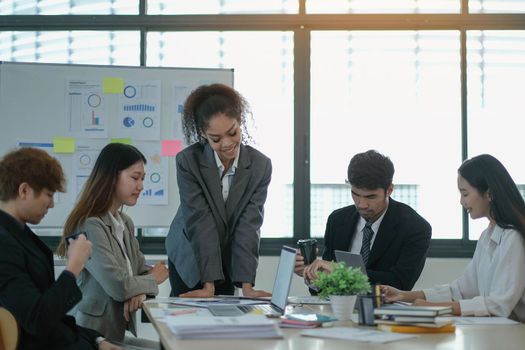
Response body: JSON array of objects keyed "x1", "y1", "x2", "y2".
[
  {"x1": 102, "y1": 77, "x2": 124, "y2": 94},
  {"x1": 53, "y1": 137, "x2": 76, "y2": 154},
  {"x1": 110, "y1": 138, "x2": 132, "y2": 145}
]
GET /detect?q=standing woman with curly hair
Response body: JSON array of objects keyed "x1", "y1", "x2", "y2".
[{"x1": 165, "y1": 84, "x2": 272, "y2": 298}]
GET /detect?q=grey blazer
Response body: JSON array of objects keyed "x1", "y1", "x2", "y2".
[
  {"x1": 74, "y1": 212, "x2": 158, "y2": 342},
  {"x1": 165, "y1": 143, "x2": 272, "y2": 288}
]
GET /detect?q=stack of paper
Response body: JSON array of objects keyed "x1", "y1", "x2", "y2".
[
  {"x1": 374, "y1": 305, "x2": 455, "y2": 333},
  {"x1": 166, "y1": 315, "x2": 283, "y2": 339},
  {"x1": 301, "y1": 327, "x2": 417, "y2": 343}
]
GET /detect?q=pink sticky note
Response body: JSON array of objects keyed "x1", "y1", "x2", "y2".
[{"x1": 161, "y1": 140, "x2": 183, "y2": 157}]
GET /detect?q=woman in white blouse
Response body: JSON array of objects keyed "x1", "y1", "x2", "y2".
[{"x1": 381, "y1": 154, "x2": 525, "y2": 322}]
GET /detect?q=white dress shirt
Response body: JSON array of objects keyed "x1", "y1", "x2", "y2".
[
  {"x1": 108, "y1": 211, "x2": 134, "y2": 276},
  {"x1": 214, "y1": 147, "x2": 240, "y2": 202},
  {"x1": 423, "y1": 224, "x2": 525, "y2": 322},
  {"x1": 349, "y1": 206, "x2": 387, "y2": 254}
]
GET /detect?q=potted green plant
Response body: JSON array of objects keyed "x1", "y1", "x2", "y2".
[{"x1": 312, "y1": 262, "x2": 371, "y2": 321}]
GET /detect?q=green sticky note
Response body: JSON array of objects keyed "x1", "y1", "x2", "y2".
[
  {"x1": 53, "y1": 137, "x2": 76, "y2": 153},
  {"x1": 102, "y1": 77, "x2": 124, "y2": 94},
  {"x1": 110, "y1": 138, "x2": 132, "y2": 145}
]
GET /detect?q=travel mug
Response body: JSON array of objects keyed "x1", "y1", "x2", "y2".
[{"x1": 297, "y1": 238, "x2": 317, "y2": 265}]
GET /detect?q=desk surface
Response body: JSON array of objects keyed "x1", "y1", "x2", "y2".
[{"x1": 143, "y1": 302, "x2": 525, "y2": 350}]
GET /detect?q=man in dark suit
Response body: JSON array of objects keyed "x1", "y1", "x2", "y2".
[
  {"x1": 0, "y1": 147, "x2": 120, "y2": 350},
  {"x1": 297, "y1": 150, "x2": 431, "y2": 290}
]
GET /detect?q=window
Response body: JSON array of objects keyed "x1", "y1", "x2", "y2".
[
  {"x1": 147, "y1": 31, "x2": 294, "y2": 237},
  {"x1": 467, "y1": 30, "x2": 525, "y2": 239},
  {"x1": 0, "y1": 0, "x2": 138, "y2": 14},
  {"x1": 147, "y1": 0, "x2": 298, "y2": 14},
  {"x1": 469, "y1": 0, "x2": 525, "y2": 13},
  {"x1": 0, "y1": 31, "x2": 140, "y2": 65},
  {"x1": 1, "y1": 0, "x2": 525, "y2": 256},
  {"x1": 306, "y1": 0, "x2": 460, "y2": 13},
  {"x1": 311, "y1": 31, "x2": 461, "y2": 238}
]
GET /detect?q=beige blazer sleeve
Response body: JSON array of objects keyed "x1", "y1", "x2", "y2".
[
  {"x1": 75, "y1": 212, "x2": 158, "y2": 341},
  {"x1": 82, "y1": 213, "x2": 158, "y2": 302}
]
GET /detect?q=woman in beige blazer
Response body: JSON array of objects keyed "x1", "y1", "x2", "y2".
[{"x1": 57, "y1": 143, "x2": 168, "y2": 344}]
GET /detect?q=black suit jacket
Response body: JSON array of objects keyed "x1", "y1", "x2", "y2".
[
  {"x1": 0, "y1": 210, "x2": 100, "y2": 350},
  {"x1": 322, "y1": 198, "x2": 431, "y2": 290}
]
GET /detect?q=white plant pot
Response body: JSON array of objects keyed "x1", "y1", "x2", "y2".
[{"x1": 330, "y1": 295, "x2": 357, "y2": 321}]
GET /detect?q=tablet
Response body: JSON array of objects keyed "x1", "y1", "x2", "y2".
[{"x1": 334, "y1": 250, "x2": 367, "y2": 275}]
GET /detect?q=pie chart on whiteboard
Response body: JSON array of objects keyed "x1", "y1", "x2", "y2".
[{"x1": 123, "y1": 117, "x2": 135, "y2": 128}]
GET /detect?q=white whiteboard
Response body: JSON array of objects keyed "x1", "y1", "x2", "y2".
[{"x1": 0, "y1": 61, "x2": 233, "y2": 228}]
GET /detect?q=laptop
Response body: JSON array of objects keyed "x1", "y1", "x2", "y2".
[
  {"x1": 334, "y1": 250, "x2": 368, "y2": 276},
  {"x1": 208, "y1": 245, "x2": 296, "y2": 317}
]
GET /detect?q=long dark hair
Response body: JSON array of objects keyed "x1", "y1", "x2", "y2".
[
  {"x1": 57, "y1": 143, "x2": 146, "y2": 257},
  {"x1": 181, "y1": 83, "x2": 253, "y2": 145},
  {"x1": 459, "y1": 154, "x2": 525, "y2": 237}
]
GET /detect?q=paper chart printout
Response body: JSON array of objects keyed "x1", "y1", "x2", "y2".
[
  {"x1": 171, "y1": 84, "x2": 191, "y2": 142},
  {"x1": 71, "y1": 139, "x2": 106, "y2": 202},
  {"x1": 117, "y1": 81, "x2": 161, "y2": 141},
  {"x1": 67, "y1": 80, "x2": 108, "y2": 139},
  {"x1": 16, "y1": 140, "x2": 61, "y2": 204},
  {"x1": 134, "y1": 141, "x2": 168, "y2": 205},
  {"x1": 17, "y1": 140, "x2": 54, "y2": 155}
]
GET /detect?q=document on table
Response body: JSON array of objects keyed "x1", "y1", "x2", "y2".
[
  {"x1": 301, "y1": 327, "x2": 417, "y2": 343},
  {"x1": 166, "y1": 315, "x2": 283, "y2": 339},
  {"x1": 146, "y1": 297, "x2": 265, "y2": 308},
  {"x1": 147, "y1": 307, "x2": 211, "y2": 322},
  {"x1": 436, "y1": 316, "x2": 520, "y2": 325}
]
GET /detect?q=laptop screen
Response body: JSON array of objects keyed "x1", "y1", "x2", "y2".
[{"x1": 270, "y1": 246, "x2": 296, "y2": 311}]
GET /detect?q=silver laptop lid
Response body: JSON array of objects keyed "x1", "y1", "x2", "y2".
[
  {"x1": 270, "y1": 245, "x2": 296, "y2": 311},
  {"x1": 334, "y1": 250, "x2": 368, "y2": 276}
]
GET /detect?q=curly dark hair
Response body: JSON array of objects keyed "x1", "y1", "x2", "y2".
[
  {"x1": 181, "y1": 83, "x2": 253, "y2": 145},
  {"x1": 0, "y1": 147, "x2": 65, "y2": 201},
  {"x1": 347, "y1": 150, "x2": 395, "y2": 192}
]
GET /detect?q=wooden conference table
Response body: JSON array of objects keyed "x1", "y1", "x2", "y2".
[{"x1": 142, "y1": 301, "x2": 525, "y2": 350}]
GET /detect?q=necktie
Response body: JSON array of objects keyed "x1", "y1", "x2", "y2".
[{"x1": 360, "y1": 222, "x2": 374, "y2": 265}]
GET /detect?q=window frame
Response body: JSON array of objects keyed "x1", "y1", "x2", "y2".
[{"x1": 2, "y1": 0, "x2": 525, "y2": 257}]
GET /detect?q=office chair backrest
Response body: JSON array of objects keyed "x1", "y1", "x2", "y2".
[{"x1": 0, "y1": 307, "x2": 19, "y2": 350}]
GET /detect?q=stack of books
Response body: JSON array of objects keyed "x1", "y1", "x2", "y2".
[
  {"x1": 374, "y1": 305, "x2": 455, "y2": 333},
  {"x1": 166, "y1": 315, "x2": 283, "y2": 339}
]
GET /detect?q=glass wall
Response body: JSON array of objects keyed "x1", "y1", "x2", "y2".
[
  {"x1": 470, "y1": 0, "x2": 525, "y2": 13},
  {"x1": 147, "y1": 0, "x2": 298, "y2": 14},
  {"x1": 307, "y1": 0, "x2": 460, "y2": 13},
  {"x1": 147, "y1": 31, "x2": 294, "y2": 237},
  {"x1": 1, "y1": 0, "x2": 525, "y2": 253},
  {"x1": 0, "y1": 0, "x2": 138, "y2": 14},
  {"x1": 311, "y1": 31, "x2": 461, "y2": 238},
  {"x1": 0, "y1": 31, "x2": 140, "y2": 65},
  {"x1": 467, "y1": 30, "x2": 525, "y2": 239}
]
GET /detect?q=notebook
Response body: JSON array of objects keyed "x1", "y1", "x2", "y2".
[
  {"x1": 208, "y1": 245, "x2": 296, "y2": 317},
  {"x1": 334, "y1": 250, "x2": 368, "y2": 275},
  {"x1": 374, "y1": 305, "x2": 453, "y2": 317}
]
